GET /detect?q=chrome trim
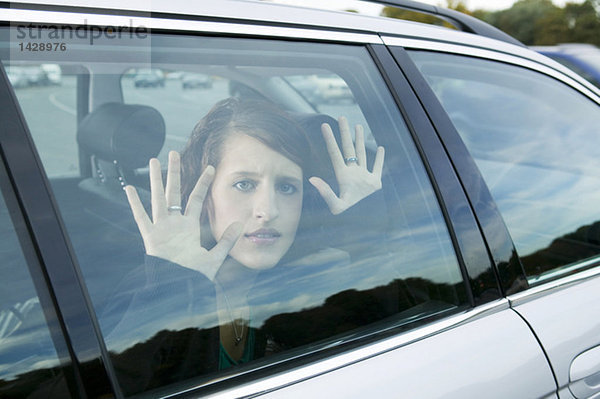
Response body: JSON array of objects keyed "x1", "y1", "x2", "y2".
[
  {"x1": 167, "y1": 299, "x2": 510, "y2": 398},
  {"x1": 382, "y1": 36, "x2": 600, "y2": 103},
  {"x1": 2, "y1": 8, "x2": 383, "y2": 44},
  {"x1": 508, "y1": 264, "x2": 600, "y2": 306}
]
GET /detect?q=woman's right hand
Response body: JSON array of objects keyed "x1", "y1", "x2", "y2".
[{"x1": 125, "y1": 151, "x2": 242, "y2": 282}]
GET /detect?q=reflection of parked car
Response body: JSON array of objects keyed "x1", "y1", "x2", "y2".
[
  {"x1": 41, "y1": 64, "x2": 62, "y2": 85},
  {"x1": 4, "y1": 1, "x2": 600, "y2": 399},
  {"x1": 312, "y1": 74, "x2": 354, "y2": 103},
  {"x1": 6, "y1": 67, "x2": 28, "y2": 88},
  {"x1": 134, "y1": 69, "x2": 165, "y2": 87},
  {"x1": 285, "y1": 75, "x2": 353, "y2": 104},
  {"x1": 532, "y1": 44, "x2": 600, "y2": 88},
  {"x1": 21, "y1": 66, "x2": 50, "y2": 86},
  {"x1": 181, "y1": 73, "x2": 212, "y2": 89}
]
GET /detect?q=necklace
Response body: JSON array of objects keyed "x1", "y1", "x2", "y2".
[{"x1": 219, "y1": 287, "x2": 245, "y2": 346}]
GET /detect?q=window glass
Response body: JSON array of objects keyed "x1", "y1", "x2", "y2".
[
  {"x1": 4, "y1": 27, "x2": 467, "y2": 397},
  {"x1": 409, "y1": 50, "x2": 600, "y2": 284},
  {"x1": 0, "y1": 170, "x2": 69, "y2": 397},
  {"x1": 7, "y1": 63, "x2": 78, "y2": 177}
]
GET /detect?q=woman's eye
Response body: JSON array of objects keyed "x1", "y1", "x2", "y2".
[
  {"x1": 234, "y1": 181, "x2": 255, "y2": 192},
  {"x1": 278, "y1": 183, "x2": 297, "y2": 195}
]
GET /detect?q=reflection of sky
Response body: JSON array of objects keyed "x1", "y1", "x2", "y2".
[
  {"x1": 0, "y1": 299, "x2": 61, "y2": 381},
  {"x1": 102, "y1": 207, "x2": 462, "y2": 352},
  {"x1": 413, "y1": 51, "x2": 600, "y2": 261},
  {"x1": 477, "y1": 159, "x2": 600, "y2": 257}
]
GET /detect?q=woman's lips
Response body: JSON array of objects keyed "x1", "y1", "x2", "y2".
[{"x1": 245, "y1": 228, "x2": 281, "y2": 245}]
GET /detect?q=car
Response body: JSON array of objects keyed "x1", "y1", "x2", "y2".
[
  {"x1": 532, "y1": 43, "x2": 600, "y2": 88},
  {"x1": 20, "y1": 65, "x2": 50, "y2": 86},
  {"x1": 181, "y1": 72, "x2": 213, "y2": 89},
  {"x1": 133, "y1": 68, "x2": 166, "y2": 87},
  {"x1": 5, "y1": 66, "x2": 28, "y2": 88},
  {"x1": 2, "y1": 1, "x2": 600, "y2": 398},
  {"x1": 41, "y1": 64, "x2": 62, "y2": 85},
  {"x1": 312, "y1": 74, "x2": 354, "y2": 103}
]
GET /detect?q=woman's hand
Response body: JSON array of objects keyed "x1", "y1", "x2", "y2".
[
  {"x1": 125, "y1": 151, "x2": 242, "y2": 282},
  {"x1": 309, "y1": 116, "x2": 384, "y2": 215}
]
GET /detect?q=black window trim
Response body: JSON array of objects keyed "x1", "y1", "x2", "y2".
[
  {"x1": 369, "y1": 44, "x2": 503, "y2": 305},
  {"x1": 0, "y1": 57, "x2": 119, "y2": 398},
  {"x1": 388, "y1": 45, "x2": 530, "y2": 296}
]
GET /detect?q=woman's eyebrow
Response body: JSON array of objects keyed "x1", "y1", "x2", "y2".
[
  {"x1": 229, "y1": 171, "x2": 301, "y2": 184},
  {"x1": 277, "y1": 175, "x2": 302, "y2": 185}
]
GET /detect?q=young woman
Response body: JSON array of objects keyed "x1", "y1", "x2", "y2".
[{"x1": 106, "y1": 98, "x2": 384, "y2": 394}]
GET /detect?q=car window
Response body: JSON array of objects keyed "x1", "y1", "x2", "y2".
[
  {"x1": 409, "y1": 50, "x2": 600, "y2": 285},
  {"x1": 0, "y1": 167, "x2": 70, "y2": 397},
  {"x1": 4, "y1": 28, "x2": 469, "y2": 397}
]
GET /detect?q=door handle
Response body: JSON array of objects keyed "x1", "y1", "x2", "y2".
[{"x1": 570, "y1": 345, "x2": 600, "y2": 399}]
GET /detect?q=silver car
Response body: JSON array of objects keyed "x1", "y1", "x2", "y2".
[{"x1": 1, "y1": 1, "x2": 599, "y2": 398}]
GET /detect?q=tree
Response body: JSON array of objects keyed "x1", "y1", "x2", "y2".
[
  {"x1": 480, "y1": 0, "x2": 600, "y2": 46},
  {"x1": 563, "y1": 1, "x2": 600, "y2": 46},
  {"x1": 482, "y1": 0, "x2": 561, "y2": 45}
]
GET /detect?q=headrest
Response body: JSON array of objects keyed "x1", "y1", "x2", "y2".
[{"x1": 77, "y1": 102, "x2": 165, "y2": 169}]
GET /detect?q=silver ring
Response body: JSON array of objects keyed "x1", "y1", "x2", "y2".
[
  {"x1": 167, "y1": 205, "x2": 182, "y2": 212},
  {"x1": 345, "y1": 156, "x2": 358, "y2": 164}
]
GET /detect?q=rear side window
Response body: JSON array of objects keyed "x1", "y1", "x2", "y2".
[
  {"x1": 4, "y1": 27, "x2": 468, "y2": 397},
  {"x1": 409, "y1": 50, "x2": 600, "y2": 285}
]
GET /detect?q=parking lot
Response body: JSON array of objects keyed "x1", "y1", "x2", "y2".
[{"x1": 12, "y1": 69, "x2": 362, "y2": 177}]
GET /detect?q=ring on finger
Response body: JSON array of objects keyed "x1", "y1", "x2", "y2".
[
  {"x1": 345, "y1": 156, "x2": 358, "y2": 165},
  {"x1": 168, "y1": 205, "x2": 183, "y2": 213}
]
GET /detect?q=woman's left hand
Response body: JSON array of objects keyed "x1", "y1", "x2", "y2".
[{"x1": 309, "y1": 116, "x2": 384, "y2": 215}]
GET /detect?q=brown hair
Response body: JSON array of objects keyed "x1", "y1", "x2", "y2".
[
  {"x1": 180, "y1": 98, "x2": 325, "y2": 257},
  {"x1": 180, "y1": 97, "x2": 316, "y2": 202}
]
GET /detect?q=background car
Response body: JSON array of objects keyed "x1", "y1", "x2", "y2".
[
  {"x1": 5, "y1": 66, "x2": 28, "y2": 88},
  {"x1": 20, "y1": 65, "x2": 50, "y2": 86},
  {"x1": 133, "y1": 68, "x2": 166, "y2": 87},
  {"x1": 181, "y1": 72, "x2": 213, "y2": 89},
  {"x1": 2, "y1": 1, "x2": 600, "y2": 398},
  {"x1": 41, "y1": 64, "x2": 62, "y2": 85},
  {"x1": 532, "y1": 43, "x2": 600, "y2": 88}
]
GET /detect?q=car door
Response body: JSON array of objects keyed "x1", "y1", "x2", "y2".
[
  {"x1": 1, "y1": 5, "x2": 557, "y2": 398},
  {"x1": 390, "y1": 37, "x2": 600, "y2": 399}
]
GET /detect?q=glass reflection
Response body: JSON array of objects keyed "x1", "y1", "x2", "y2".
[{"x1": 410, "y1": 51, "x2": 600, "y2": 281}]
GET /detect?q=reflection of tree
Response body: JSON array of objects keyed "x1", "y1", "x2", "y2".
[
  {"x1": 0, "y1": 367, "x2": 69, "y2": 398},
  {"x1": 1, "y1": 276, "x2": 463, "y2": 397},
  {"x1": 520, "y1": 220, "x2": 600, "y2": 277},
  {"x1": 260, "y1": 277, "x2": 461, "y2": 349}
]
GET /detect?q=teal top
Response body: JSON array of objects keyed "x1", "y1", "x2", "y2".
[{"x1": 218, "y1": 327, "x2": 255, "y2": 370}]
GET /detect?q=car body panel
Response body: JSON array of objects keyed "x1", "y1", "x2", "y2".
[
  {"x1": 1, "y1": 1, "x2": 600, "y2": 398},
  {"x1": 510, "y1": 268, "x2": 600, "y2": 397},
  {"x1": 251, "y1": 307, "x2": 555, "y2": 399}
]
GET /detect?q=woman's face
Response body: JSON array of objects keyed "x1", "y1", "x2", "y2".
[{"x1": 208, "y1": 133, "x2": 303, "y2": 269}]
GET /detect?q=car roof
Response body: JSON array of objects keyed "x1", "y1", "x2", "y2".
[
  {"x1": 6, "y1": 0, "x2": 597, "y2": 94},
  {"x1": 8, "y1": 0, "x2": 520, "y2": 47}
]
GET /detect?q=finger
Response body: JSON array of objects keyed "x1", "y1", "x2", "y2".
[
  {"x1": 185, "y1": 165, "x2": 216, "y2": 220},
  {"x1": 125, "y1": 185, "x2": 151, "y2": 235},
  {"x1": 309, "y1": 177, "x2": 342, "y2": 215},
  {"x1": 149, "y1": 158, "x2": 167, "y2": 222},
  {"x1": 372, "y1": 146, "x2": 385, "y2": 178},
  {"x1": 165, "y1": 151, "x2": 181, "y2": 210},
  {"x1": 355, "y1": 124, "x2": 367, "y2": 167},
  {"x1": 338, "y1": 116, "x2": 356, "y2": 161},
  {"x1": 321, "y1": 123, "x2": 345, "y2": 170},
  {"x1": 210, "y1": 221, "x2": 243, "y2": 263}
]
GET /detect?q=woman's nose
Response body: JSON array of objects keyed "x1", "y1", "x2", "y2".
[{"x1": 253, "y1": 187, "x2": 279, "y2": 221}]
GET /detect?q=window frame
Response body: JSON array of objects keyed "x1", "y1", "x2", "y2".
[
  {"x1": 388, "y1": 38, "x2": 600, "y2": 296},
  {"x1": 0, "y1": 53, "x2": 117, "y2": 397},
  {"x1": 0, "y1": 10, "x2": 504, "y2": 398}
]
